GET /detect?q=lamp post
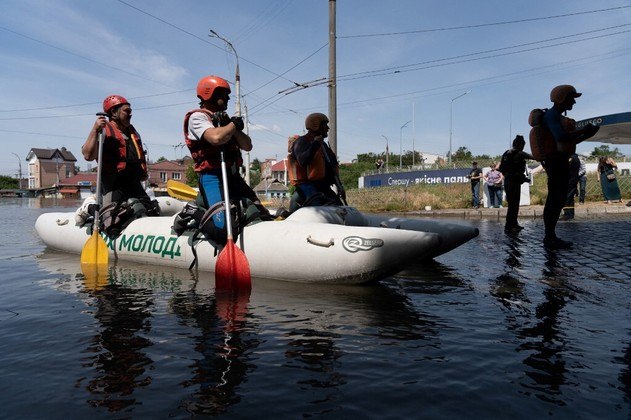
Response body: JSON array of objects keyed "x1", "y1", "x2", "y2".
[
  {"x1": 381, "y1": 135, "x2": 389, "y2": 172},
  {"x1": 399, "y1": 121, "x2": 411, "y2": 170},
  {"x1": 11, "y1": 153, "x2": 22, "y2": 189},
  {"x1": 449, "y1": 90, "x2": 470, "y2": 164},
  {"x1": 209, "y1": 29, "x2": 250, "y2": 185}
]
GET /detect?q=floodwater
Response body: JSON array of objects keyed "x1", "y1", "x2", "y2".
[{"x1": 1, "y1": 198, "x2": 630, "y2": 418}]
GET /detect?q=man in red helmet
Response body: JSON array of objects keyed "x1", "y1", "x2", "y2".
[
  {"x1": 540, "y1": 84, "x2": 599, "y2": 249},
  {"x1": 287, "y1": 112, "x2": 345, "y2": 212},
  {"x1": 183, "y1": 75, "x2": 270, "y2": 244},
  {"x1": 82, "y1": 95, "x2": 154, "y2": 212}
]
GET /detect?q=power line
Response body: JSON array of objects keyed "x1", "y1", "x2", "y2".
[
  {"x1": 339, "y1": 5, "x2": 631, "y2": 38},
  {"x1": 337, "y1": 23, "x2": 631, "y2": 80},
  {"x1": 115, "y1": 0, "x2": 300, "y2": 85},
  {"x1": 0, "y1": 89, "x2": 193, "y2": 113},
  {"x1": 0, "y1": 25, "x2": 178, "y2": 88}
]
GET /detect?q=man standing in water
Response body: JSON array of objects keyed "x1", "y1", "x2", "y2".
[
  {"x1": 500, "y1": 135, "x2": 532, "y2": 233},
  {"x1": 540, "y1": 85, "x2": 599, "y2": 249}
]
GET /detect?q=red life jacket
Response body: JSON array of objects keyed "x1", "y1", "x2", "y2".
[
  {"x1": 287, "y1": 134, "x2": 327, "y2": 186},
  {"x1": 101, "y1": 122, "x2": 148, "y2": 179},
  {"x1": 183, "y1": 109, "x2": 243, "y2": 173}
]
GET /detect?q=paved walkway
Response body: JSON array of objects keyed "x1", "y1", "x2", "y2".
[{"x1": 408, "y1": 201, "x2": 631, "y2": 220}]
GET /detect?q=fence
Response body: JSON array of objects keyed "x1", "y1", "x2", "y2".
[{"x1": 355, "y1": 157, "x2": 630, "y2": 211}]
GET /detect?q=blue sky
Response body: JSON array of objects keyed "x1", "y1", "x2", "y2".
[{"x1": 1, "y1": 0, "x2": 630, "y2": 178}]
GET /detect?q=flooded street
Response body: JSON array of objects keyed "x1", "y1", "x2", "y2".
[{"x1": 1, "y1": 198, "x2": 630, "y2": 418}]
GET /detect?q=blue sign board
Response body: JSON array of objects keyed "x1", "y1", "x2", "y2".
[{"x1": 363, "y1": 168, "x2": 471, "y2": 188}]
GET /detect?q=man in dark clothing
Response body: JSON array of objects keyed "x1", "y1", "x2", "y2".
[
  {"x1": 501, "y1": 135, "x2": 533, "y2": 233},
  {"x1": 468, "y1": 161, "x2": 483, "y2": 209},
  {"x1": 577, "y1": 155, "x2": 587, "y2": 204},
  {"x1": 541, "y1": 85, "x2": 599, "y2": 249},
  {"x1": 561, "y1": 154, "x2": 581, "y2": 220},
  {"x1": 287, "y1": 113, "x2": 345, "y2": 212}
]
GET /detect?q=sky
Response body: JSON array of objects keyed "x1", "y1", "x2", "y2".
[{"x1": 1, "y1": 0, "x2": 631, "y2": 178}]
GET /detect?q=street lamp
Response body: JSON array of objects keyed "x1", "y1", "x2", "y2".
[
  {"x1": 381, "y1": 135, "x2": 389, "y2": 172},
  {"x1": 11, "y1": 152, "x2": 22, "y2": 189},
  {"x1": 449, "y1": 90, "x2": 470, "y2": 164},
  {"x1": 399, "y1": 121, "x2": 411, "y2": 170},
  {"x1": 209, "y1": 29, "x2": 250, "y2": 185}
]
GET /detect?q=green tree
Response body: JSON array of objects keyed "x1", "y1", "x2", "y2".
[
  {"x1": 156, "y1": 156, "x2": 167, "y2": 162},
  {"x1": 0, "y1": 175, "x2": 19, "y2": 189},
  {"x1": 451, "y1": 146, "x2": 472, "y2": 161},
  {"x1": 249, "y1": 158, "x2": 262, "y2": 187},
  {"x1": 185, "y1": 163, "x2": 196, "y2": 186},
  {"x1": 590, "y1": 145, "x2": 622, "y2": 158}
]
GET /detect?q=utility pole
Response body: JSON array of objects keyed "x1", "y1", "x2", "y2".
[
  {"x1": 381, "y1": 135, "x2": 389, "y2": 172},
  {"x1": 412, "y1": 103, "x2": 416, "y2": 167},
  {"x1": 399, "y1": 121, "x2": 411, "y2": 170},
  {"x1": 328, "y1": 0, "x2": 337, "y2": 155},
  {"x1": 449, "y1": 90, "x2": 470, "y2": 164},
  {"x1": 209, "y1": 29, "x2": 250, "y2": 185},
  {"x1": 12, "y1": 153, "x2": 22, "y2": 189}
]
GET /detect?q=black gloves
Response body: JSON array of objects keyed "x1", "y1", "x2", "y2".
[
  {"x1": 231, "y1": 116, "x2": 244, "y2": 131},
  {"x1": 211, "y1": 112, "x2": 244, "y2": 131},
  {"x1": 211, "y1": 111, "x2": 231, "y2": 127}
]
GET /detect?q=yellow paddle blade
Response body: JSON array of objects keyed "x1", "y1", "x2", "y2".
[
  {"x1": 81, "y1": 262, "x2": 109, "y2": 291},
  {"x1": 166, "y1": 179, "x2": 198, "y2": 201},
  {"x1": 80, "y1": 230, "x2": 109, "y2": 266}
]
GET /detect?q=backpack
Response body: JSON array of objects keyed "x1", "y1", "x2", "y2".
[
  {"x1": 528, "y1": 108, "x2": 556, "y2": 161},
  {"x1": 498, "y1": 149, "x2": 514, "y2": 175}
]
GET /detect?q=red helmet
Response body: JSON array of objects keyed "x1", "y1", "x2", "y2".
[
  {"x1": 197, "y1": 75, "x2": 231, "y2": 101},
  {"x1": 103, "y1": 95, "x2": 129, "y2": 114}
]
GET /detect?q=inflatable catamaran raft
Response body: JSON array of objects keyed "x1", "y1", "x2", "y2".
[{"x1": 35, "y1": 198, "x2": 478, "y2": 284}]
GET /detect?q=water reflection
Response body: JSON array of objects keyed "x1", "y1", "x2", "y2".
[
  {"x1": 490, "y1": 234, "x2": 530, "y2": 314},
  {"x1": 170, "y1": 284, "x2": 255, "y2": 417},
  {"x1": 614, "y1": 330, "x2": 631, "y2": 404},
  {"x1": 80, "y1": 269, "x2": 155, "y2": 411},
  {"x1": 37, "y1": 250, "x2": 436, "y2": 416},
  {"x1": 516, "y1": 249, "x2": 574, "y2": 404}
]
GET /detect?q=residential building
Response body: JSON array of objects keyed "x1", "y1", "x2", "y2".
[
  {"x1": 57, "y1": 172, "x2": 97, "y2": 199},
  {"x1": 146, "y1": 157, "x2": 192, "y2": 194},
  {"x1": 26, "y1": 147, "x2": 77, "y2": 189},
  {"x1": 253, "y1": 178, "x2": 290, "y2": 201}
]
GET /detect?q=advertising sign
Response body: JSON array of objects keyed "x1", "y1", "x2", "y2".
[{"x1": 362, "y1": 168, "x2": 471, "y2": 188}]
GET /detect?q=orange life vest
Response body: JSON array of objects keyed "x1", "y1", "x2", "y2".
[
  {"x1": 528, "y1": 109, "x2": 577, "y2": 161},
  {"x1": 101, "y1": 122, "x2": 147, "y2": 179},
  {"x1": 183, "y1": 109, "x2": 243, "y2": 173},
  {"x1": 287, "y1": 135, "x2": 327, "y2": 186}
]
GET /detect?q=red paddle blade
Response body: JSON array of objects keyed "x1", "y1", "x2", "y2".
[
  {"x1": 215, "y1": 239, "x2": 251, "y2": 290},
  {"x1": 216, "y1": 289, "x2": 251, "y2": 332}
]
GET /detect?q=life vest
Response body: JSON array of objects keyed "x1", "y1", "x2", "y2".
[
  {"x1": 528, "y1": 108, "x2": 577, "y2": 161},
  {"x1": 101, "y1": 122, "x2": 147, "y2": 179},
  {"x1": 183, "y1": 109, "x2": 243, "y2": 173},
  {"x1": 287, "y1": 135, "x2": 327, "y2": 186}
]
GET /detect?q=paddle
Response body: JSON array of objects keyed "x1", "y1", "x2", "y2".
[
  {"x1": 167, "y1": 179, "x2": 198, "y2": 201},
  {"x1": 320, "y1": 141, "x2": 348, "y2": 206},
  {"x1": 215, "y1": 150, "x2": 251, "y2": 290},
  {"x1": 81, "y1": 113, "x2": 109, "y2": 268}
]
